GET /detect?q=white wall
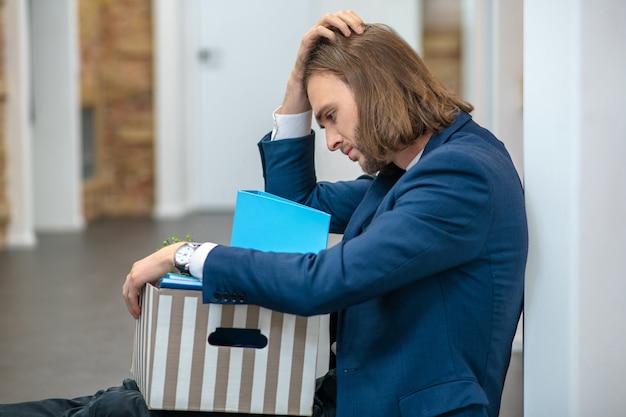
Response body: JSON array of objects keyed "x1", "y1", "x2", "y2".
[
  {"x1": 524, "y1": 0, "x2": 626, "y2": 415},
  {"x1": 577, "y1": 3, "x2": 626, "y2": 412}
]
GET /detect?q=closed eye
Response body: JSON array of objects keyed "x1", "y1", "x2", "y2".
[
  {"x1": 319, "y1": 112, "x2": 334, "y2": 129},
  {"x1": 315, "y1": 106, "x2": 335, "y2": 130}
]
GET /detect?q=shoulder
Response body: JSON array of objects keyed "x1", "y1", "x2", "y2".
[
  {"x1": 394, "y1": 134, "x2": 511, "y2": 204},
  {"x1": 413, "y1": 138, "x2": 494, "y2": 181},
  {"x1": 418, "y1": 128, "x2": 516, "y2": 181}
]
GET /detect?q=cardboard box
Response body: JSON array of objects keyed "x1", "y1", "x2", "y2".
[
  {"x1": 132, "y1": 285, "x2": 328, "y2": 415},
  {"x1": 131, "y1": 190, "x2": 331, "y2": 415}
]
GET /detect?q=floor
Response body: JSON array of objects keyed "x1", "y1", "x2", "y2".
[{"x1": 0, "y1": 212, "x2": 522, "y2": 416}]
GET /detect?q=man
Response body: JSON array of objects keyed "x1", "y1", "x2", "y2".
[
  {"x1": 124, "y1": 10, "x2": 527, "y2": 417},
  {"x1": 1, "y1": 11, "x2": 527, "y2": 417}
]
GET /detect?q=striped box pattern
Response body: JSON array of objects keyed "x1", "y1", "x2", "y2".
[{"x1": 132, "y1": 284, "x2": 327, "y2": 415}]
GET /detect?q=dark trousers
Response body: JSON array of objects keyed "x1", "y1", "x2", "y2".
[
  {"x1": 0, "y1": 372, "x2": 336, "y2": 417},
  {"x1": 0, "y1": 374, "x2": 487, "y2": 417},
  {"x1": 0, "y1": 379, "x2": 281, "y2": 417}
]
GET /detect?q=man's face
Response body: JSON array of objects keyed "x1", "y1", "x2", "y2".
[{"x1": 307, "y1": 72, "x2": 387, "y2": 174}]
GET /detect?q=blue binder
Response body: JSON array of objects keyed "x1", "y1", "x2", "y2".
[
  {"x1": 160, "y1": 190, "x2": 331, "y2": 290},
  {"x1": 159, "y1": 272, "x2": 203, "y2": 290},
  {"x1": 230, "y1": 190, "x2": 330, "y2": 253}
]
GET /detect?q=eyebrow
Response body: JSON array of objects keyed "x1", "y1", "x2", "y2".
[{"x1": 314, "y1": 104, "x2": 332, "y2": 127}]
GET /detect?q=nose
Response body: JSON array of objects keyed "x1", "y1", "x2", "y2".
[{"x1": 325, "y1": 129, "x2": 343, "y2": 152}]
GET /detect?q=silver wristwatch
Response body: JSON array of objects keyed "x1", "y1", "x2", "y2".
[{"x1": 173, "y1": 242, "x2": 201, "y2": 274}]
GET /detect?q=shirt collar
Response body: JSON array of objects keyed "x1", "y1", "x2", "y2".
[{"x1": 405, "y1": 150, "x2": 424, "y2": 171}]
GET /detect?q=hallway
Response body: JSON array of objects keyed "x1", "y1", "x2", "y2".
[{"x1": 0, "y1": 213, "x2": 522, "y2": 416}]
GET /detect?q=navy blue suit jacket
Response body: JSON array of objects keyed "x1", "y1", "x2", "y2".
[{"x1": 202, "y1": 112, "x2": 528, "y2": 417}]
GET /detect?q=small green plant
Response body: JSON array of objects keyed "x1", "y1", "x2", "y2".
[{"x1": 162, "y1": 233, "x2": 193, "y2": 247}]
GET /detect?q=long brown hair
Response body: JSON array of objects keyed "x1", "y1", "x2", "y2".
[{"x1": 303, "y1": 24, "x2": 473, "y2": 161}]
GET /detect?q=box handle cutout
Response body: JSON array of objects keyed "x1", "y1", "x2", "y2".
[{"x1": 208, "y1": 327, "x2": 268, "y2": 349}]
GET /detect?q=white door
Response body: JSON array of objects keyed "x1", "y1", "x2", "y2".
[
  {"x1": 181, "y1": 0, "x2": 421, "y2": 210},
  {"x1": 181, "y1": 0, "x2": 314, "y2": 210}
]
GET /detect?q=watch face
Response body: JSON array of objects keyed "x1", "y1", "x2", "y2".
[{"x1": 175, "y1": 244, "x2": 195, "y2": 264}]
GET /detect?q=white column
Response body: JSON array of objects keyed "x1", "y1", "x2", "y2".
[
  {"x1": 524, "y1": 0, "x2": 626, "y2": 415},
  {"x1": 4, "y1": 0, "x2": 36, "y2": 246},
  {"x1": 152, "y1": 0, "x2": 187, "y2": 218},
  {"x1": 461, "y1": 0, "x2": 492, "y2": 128},
  {"x1": 30, "y1": 0, "x2": 83, "y2": 231},
  {"x1": 462, "y1": 0, "x2": 523, "y2": 177}
]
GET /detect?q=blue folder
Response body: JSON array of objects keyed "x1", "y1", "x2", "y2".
[
  {"x1": 230, "y1": 190, "x2": 330, "y2": 253},
  {"x1": 160, "y1": 190, "x2": 331, "y2": 290},
  {"x1": 159, "y1": 272, "x2": 203, "y2": 290}
]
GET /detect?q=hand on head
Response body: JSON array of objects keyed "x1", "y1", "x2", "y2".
[{"x1": 279, "y1": 11, "x2": 365, "y2": 115}]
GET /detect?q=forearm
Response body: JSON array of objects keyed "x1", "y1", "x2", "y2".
[
  {"x1": 277, "y1": 74, "x2": 311, "y2": 115},
  {"x1": 258, "y1": 132, "x2": 318, "y2": 202}
]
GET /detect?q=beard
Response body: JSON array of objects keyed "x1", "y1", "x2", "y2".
[
  {"x1": 352, "y1": 127, "x2": 389, "y2": 174},
  {"x1": 360, "y1": 155, "x2": 389, "y2": 175}
]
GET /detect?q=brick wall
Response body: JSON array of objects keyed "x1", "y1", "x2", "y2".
[
  {"x1": 79, "y1": 0, "x2": 154, "y2": 220},
  {"x1": 0, "y1": 0, "x2": 154, "y2": 246},
  {"x1": 422, "y1": 0, "x2": 462, "y2": 95}
]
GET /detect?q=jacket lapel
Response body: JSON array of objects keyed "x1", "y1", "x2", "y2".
[{"x1": 342, "y1": 164, "x2": 405, "y2": 240}]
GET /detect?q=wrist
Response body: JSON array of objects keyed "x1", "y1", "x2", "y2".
[
  {"x1": 162, "y1": 242, "x2": 183, "y2": 273},
  {"x1": 173, "y1": 242, "x2": 201, "y2": 275},
  {"x1": 279, "y1": 76, "x2": 311, "y2": 115}
]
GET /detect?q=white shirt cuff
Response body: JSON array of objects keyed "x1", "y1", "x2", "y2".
[
  {"x1": 271, "y1": 106, "x2": 313, "y2": 140},
  {"x1": 189, "y1": 242, "x2": 218, "y2": 279}
]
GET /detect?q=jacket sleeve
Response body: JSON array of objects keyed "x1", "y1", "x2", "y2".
[
  {"x1": 257, "y1": 132, "x2": 373, "y2": 234},
  {"x1": 203, "y1": 144, "x2": 501, "y2": 316}
]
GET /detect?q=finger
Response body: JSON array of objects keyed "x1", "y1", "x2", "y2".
[
  {"x1": 333, "y1": 10, "x2": 365, "y2": 34},
  {"x1": 317, "y1": 11, "x2": 364, "y2": 37},
  {"x1": 299, "y1": 11, "x2": 365, "y2": 58},
  {"x1": 122, "y1": 275, "x2": 141, "y2": 319},
  {"x1": 127, "y1": 291, "x2": 140, "y2": 320},
  {"x1": 301, "y1": 23, "x2": 337, "y2": 47}
]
